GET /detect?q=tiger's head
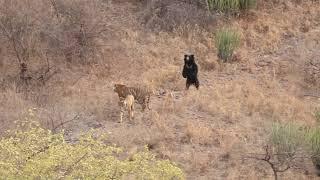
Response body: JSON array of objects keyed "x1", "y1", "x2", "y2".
[{"x1": 113, "y1": 84, "x2": 126, "y2": 93}]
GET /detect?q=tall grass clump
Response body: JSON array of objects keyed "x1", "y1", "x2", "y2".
[
  {"x1": 314, "y1": 110, "x2": 320, "y2": 124},
  {"x1": 238, "y1": 0, "x2": 257, "y2": 10},
  {"x1": 215, "y1": 28, "x2": 240, "y2": 62},
  {"x1": 306, "y1": 127, "x2": 320, "y2": 174},
  {"x1": 270, "y1": 123, "x2": 305, "y2": 159},
  {"x1": 206, "y1": 0, "x2": 239, "y2": 12},
  {"x1": 206, "y1": 0, "x2": 256, "y2": 12}
]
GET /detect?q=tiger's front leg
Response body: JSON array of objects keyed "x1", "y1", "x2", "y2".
[
  {"x1": 118, "y1": 101, "x2": 124, "y2": 123},
  {"x1": 131, "y1": 102, "x2": 134, "y2": 121},
  {"x1": 128, "y1": 105, "x2": 132, "y2": 121},
  {"x1": 143, "y1": 98, "x2": 151, "y2": 111},
  {"x1": 128, "y1": 105, "x2": 134, "y2": 121},
  {"x1": 141, "y1": 104, "x2": 146, "y2": 112},
  {"x1": 120, "y1": 111, "x2": 123, "y2": 123},
  {"x1": 147, "y1": 98, "x2": 151, "y2": 110}
]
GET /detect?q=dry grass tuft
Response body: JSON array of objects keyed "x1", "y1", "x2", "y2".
[
  {"x1": 185, "y1": 121, "x2": 213, "y2": 145},
  {"x1": 143, "y1": 65, "x2": 183, "y2": 91},
  {"x1": 160, "y1": 91, "x2": 176, "y2": 113}
]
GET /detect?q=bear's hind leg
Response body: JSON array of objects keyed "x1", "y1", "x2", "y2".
[
  {"x1": 186, "y1": 81, "x2": 191, "y2": 90},
  {"x1": 195, "y1": 79, "x2": 200, "y2": 90}
]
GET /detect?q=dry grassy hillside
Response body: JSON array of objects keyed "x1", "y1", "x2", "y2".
[{"x1": 1, "y1": 0, "x2": 320, "y2": 179}]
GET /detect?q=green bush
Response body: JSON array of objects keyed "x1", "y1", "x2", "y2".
[
  {"x1": 215, "y1": 28, "x2": 240, "y2": 62},
  {"x1": 0, "y1": 110, "x2": 184, "y2": 179},
  {"x1": 206, "y1": 0, "x2": 256, "y2": 12}
]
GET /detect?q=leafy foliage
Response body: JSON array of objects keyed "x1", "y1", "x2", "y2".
[
  {"x1": 0, "y1": 110, "x2": 184, "y2": 179},
  {"x1": 215, "y1": 28, "x2": 240, "y2": 62}
]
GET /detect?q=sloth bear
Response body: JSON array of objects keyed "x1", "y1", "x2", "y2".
[{"x1": 182, "y1": 54, "x2": 199, "y2": 90}]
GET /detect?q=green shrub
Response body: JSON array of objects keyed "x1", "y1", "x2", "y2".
[
  {"x1": 215, "y1": 28, "x2": 240, "y2": 62},
  {"x1": 206, "y1": 0, "x2": 256, "y2": 12},
  {"x1": 0, "y1": 110, "x2": 184, "y2": 179}
]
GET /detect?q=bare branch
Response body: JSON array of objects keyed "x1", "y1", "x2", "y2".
[{"x1": 245, "y1": 145, "x2": 305, "y2": 180}]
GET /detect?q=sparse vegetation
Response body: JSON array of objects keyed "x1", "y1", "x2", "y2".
[
  {"x1": 248, "y1": 123, "x2": 307, "y2": 180},
  {"x1": 249, "y1": 123, "x2": 320, "y2": 179},
  {"x1": 215, "y1": 28, "x2": 241, "y2": 62}
]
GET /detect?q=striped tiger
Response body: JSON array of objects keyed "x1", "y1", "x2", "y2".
[{"x1": 113, "y1": 84, "x2": 151, "y2": 111}]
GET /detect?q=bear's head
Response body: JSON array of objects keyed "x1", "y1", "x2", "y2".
[{"x1": 184, "y1": 54, "x2": 195, "y2": 66}]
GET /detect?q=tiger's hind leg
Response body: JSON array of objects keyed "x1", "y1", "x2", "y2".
[
  {"x1": 132, "y1": 100, "x2": 134, "y2": 120},
  {"x1": 129, "y1": 102, "x2": 134, "y2": 122},
  {"x1": 147, "y1": 96, "x2": 151, "y2": 110},
  {"x1": 120, "y1": 108, "x2": 124, "y2": 123},
  {"x1": 128, "y1": 102, "x2": 132, "y2": 121}
]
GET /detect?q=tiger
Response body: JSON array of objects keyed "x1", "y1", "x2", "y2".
[
  {"x1": 119, "y1": 94, "x2": 135, "y2": 123},
  {"x1": 113, "y1": 84, "x2": 151, "y2": 111}
]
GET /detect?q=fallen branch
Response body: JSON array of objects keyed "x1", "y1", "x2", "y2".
[
  {"x1": 52, "y1": 114, "x2": 80, "y2": 132},
  {"x1": 303, "y1": 94, "x2": 320, "y2": 98}
]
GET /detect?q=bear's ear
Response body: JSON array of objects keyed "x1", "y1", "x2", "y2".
[
  {"x1": 190, "y1": 54, "x2": 195, "y2": 63},
  {"x1": 184, "y1": 55, "x2": 188, "y2": 62}
]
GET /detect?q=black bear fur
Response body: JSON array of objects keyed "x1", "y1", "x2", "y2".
[{"x1": 182, "y1": 54, "x2": 199, "y2": 90}]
